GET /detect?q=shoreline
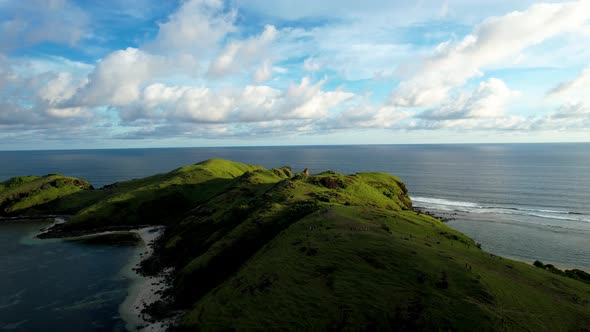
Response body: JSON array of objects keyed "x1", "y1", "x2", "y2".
[
  {"x1": 118, "y1": 226, "x2": 174, "y2": 332},
  {"x1": 416, "y1": 207, "x2": 590, "y2": 272},
  {"x1": 34, "y1": 221, "x2": 174, "y2": 331},
  {"x1": 0, "y1": 215, "x2": 68, "y2": 223}
]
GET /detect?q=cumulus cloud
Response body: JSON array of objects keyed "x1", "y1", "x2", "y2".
[
  {"x1": 63, "y1": 5, "x2": 278, "y2": 109},
  {"x1": 391, "y1": 0, "x2": 590, "y2": 107},
  {"x1": 120, "y1": 77, "x2": 354, "y2": 125},
  {"x1": 0, "y1": 56, "x2": 98, "y2": 136},
  {"x1": 4, "y1": 0, "x2": 590, "y2": 146},
  {"x1": 208, "y1": 25, "x2": 278, "y2": 80},
  {"x1": 1, "y1": 0, "x2": 358, "y2": 143},
  {"x1": 68, "y1": 48, "x2": 175, "y2": 106},
  {"x1": 147, "y1": 0, "x2": 235, "y2": 55},
  {"x1": 419, "y1": 78, "x2": 519, "y2": 120},
  {"x1": 64, "y1": 0, "x2": 238, "y2": 108},
  {"x1": 386, "y1": 78, "x2": 530, "y2": 131},
  {"x1": 37, "y1": 72, "x2": 81, "y2": 104}
]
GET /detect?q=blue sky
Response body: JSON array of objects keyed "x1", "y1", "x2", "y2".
[{"x1": 1, "y1": 0, "x2": 589, "y2": 150}]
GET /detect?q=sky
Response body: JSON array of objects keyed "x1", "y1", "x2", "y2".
[{"x1": 0, "y1": 0, "x2": 589, "y2": 150}]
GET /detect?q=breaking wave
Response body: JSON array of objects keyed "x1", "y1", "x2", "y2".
[{"x1": 411, "y1": 196, "x2": 590, "y2": 224}]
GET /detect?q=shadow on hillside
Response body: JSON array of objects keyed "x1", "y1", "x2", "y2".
[
  {"x1": 155, "y1": 189, "x2": 321, "y2": 307},
  {"x1": 53, "y1": 177, "x2": 243, "y2": 232}
]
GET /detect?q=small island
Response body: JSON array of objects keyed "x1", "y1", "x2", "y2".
[{"x1": 2, "y1": 159, "x2": 589, "y2": 331}]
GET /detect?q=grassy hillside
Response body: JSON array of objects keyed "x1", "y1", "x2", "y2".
[
  {"x1": 59, "y1": 159, "x2": 265, "y2": 230},
  {"x1": 1, "y1": 159, "x2": 262, "y2": 225},
  {"x1": 0, "y1": 175, "x2": 93, "y2": 216},
  {"x1": 13, "y1": 159, "x2": 590, "y2": 330},
  {"x1": 138, "y1": 163, "x2": 589, "y2": 331}
]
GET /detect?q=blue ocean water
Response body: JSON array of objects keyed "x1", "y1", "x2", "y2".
[
  {"x1": 0, "y1": 143, "x2": 589, "y2": 270},
  {"x1": 0, "y1": 221, "x2": 135, "y2": 331}
]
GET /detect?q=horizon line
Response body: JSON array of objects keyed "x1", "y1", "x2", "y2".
[{"x1": 1, "y1": 141, "x2": 589, "y2": 153}]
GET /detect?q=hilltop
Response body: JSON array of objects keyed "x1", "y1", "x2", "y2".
[
  {"x1": 3, "y1": 159, "x2": 590, "y2": 331},
  {"x1": 0, "y1": 174, "x2": 93, "y2": 216}
]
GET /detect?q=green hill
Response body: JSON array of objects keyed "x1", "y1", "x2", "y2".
[
  {"x1": 4, "y1": 158, "x2": 263, "y2": 227},
  {"x1": 7, "y1": 159, "x2": 590, "y2": 330},
  {"x1": 150, "y1": 165, "x2": 590, "y2": 331},
  {"x1": 65, "y1": 158, "x2": 264, "y2": 230},
  {"x1": 0, "y1": 175, "x2": 94, "y2": 216}
]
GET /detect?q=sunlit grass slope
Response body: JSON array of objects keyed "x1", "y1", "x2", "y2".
[
  {"x1": 65, "y1": 159, "x2": 265, "y2": 229},
  {"x1": 0, "y1": 175, "x2": 93, "y2": 216}
]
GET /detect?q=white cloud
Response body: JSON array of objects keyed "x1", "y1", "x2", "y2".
[
  {"x1": 253, "y1": 60, "x2": 273, "y2": 83},
  {"x1": 415, "y1": 116, "x2": 530, "y2": 131},
  {"x1": 59, "y1": 0, "x2": 238, "y2": 109},
  {"x1": 334, "y1": 105, "x2": 414, "y2": 129},
  {"x1": 281, "y1": 77, "x2": 354, "y2": 119},
  {"x1": 64, "y1": 6, "x2": 276, "y2": 109},
  {"x1": 119, "y1": 77, "x2": 354, "y2": 125},
  {"x1": 391, "y1": 0, "x2": 590, "y2": 107},
  {"x1": 0, "y1": 0, "x2": 88, "y2": 51},
  {"x1": 148, "y1": 0, "x2": 235, "y2": 55},
  {"x1": 37, "y1": 72, "x2": 80, "y2": 103},
  {"x1": 550, "y1": 102, "x2": 590, "y2": 119},
  {"x1": 208, "y1": 25, "x2": 278, "y2": 80},
  {"x1": 69, "y1": 48, "x2": 175, "y2": 106},
  {"x1": 547, "y1": 65, "x2": 590, "y2": 102},
  {"x1": 419, "y1": 78, "x2": 519, "y2": 120},
  {"x1": 543, "y1": 65, "x2": 590, "y2": 129},
  {"x1": 46, "y1": 107, "x2": 85, "y2": 118},
  {"x1": 0, "y1": 56, "x2": 94, "y2": 129},
  {"x1": 4, "y1": 0, "x2": 590, "y2": 145},
  {"x1": 390, "y1": 78, "x2": 529, "y2": 131}
]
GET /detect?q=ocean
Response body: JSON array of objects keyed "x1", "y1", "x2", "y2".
[
  {"x1": 0, "y1": 220, "x2": 135, "y2": 331},
  {"x1": 1, "y1": 143, "x2": 589, "y2": 329},
  {"x1": 0, "y1": 143, "x2": 590, "y2": 331}
]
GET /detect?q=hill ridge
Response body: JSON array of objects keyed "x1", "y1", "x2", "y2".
[{"x1": 3, "y1": 159, "x2": 589, "y2": 331}]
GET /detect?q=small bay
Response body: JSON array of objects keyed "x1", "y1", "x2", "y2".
[{"x1": 0, "y1": 221, "x2": 137, "y2": 331}]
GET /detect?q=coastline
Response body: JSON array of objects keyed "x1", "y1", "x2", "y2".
[
  {"x1": 35, "y1": 222, "x2": 174, "y2": 331},
  {"x1": 0, "y1": 215, "x2": 67, "y2": 223},
  {"x1": 416, "y1": 207, "x2": 590, "y2": 272},
  {"x1": 118, "y1": 226, "x2": 174, "y2": 332}
]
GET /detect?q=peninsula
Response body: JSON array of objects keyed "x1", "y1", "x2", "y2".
[{"x1": 1, "y1": 159, "x2": 589, "y2": 331}]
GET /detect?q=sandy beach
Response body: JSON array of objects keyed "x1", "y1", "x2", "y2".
[
  {"x1": 117, "y1": 226, "x2": 174, "y2": 332},
  {"x1": 42, "y1": 224, "x2": 173, "y2": 331}
]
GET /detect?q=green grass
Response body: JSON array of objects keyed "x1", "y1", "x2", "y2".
[
  {"x1": 0, "y1": 176, "x2": 41, "y2": 192},
  {"x1": 9, "y1": 159, "x2": 590, "y2": 330},
  {"x1": 62, "y1": 159, "x2": 267, "y2": 229},
  {"x1": 146, "y1": 164, "x2": 590, "y2": 331},
  {"x1": 185, "y1": 210, "x2": 590, "y2": 331},
  {"x1": 0, "y1": 175, "x2": 93, "y2": 216}
]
